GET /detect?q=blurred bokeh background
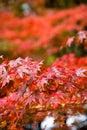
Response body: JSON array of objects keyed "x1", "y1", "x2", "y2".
[{"x1": 0, "y1": 0, "x2": 87, "y2": 65}]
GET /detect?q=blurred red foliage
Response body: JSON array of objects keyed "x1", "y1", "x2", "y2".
[
  {"x1": 0, "y1": 3, "x2": 87, "y2": 130},
  {"x1": 0, "y1": 5, "x2": 87, "y2": 58}
]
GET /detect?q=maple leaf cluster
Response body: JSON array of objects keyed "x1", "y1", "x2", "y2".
[
  {"x1": 0, "y1": 52, "x2": 87, "y2": 129},
  {"x1": 62, "y1": 30, "x2": 87, "y2": 49},
  {"x1": 0, "y1": 5, "x2": 87, "y2": 58},
  {"x1": 0, "y1": 2, "x2": 87, "y2": 130}
]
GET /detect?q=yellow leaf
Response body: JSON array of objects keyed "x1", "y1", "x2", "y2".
[{"x1": 0, "y1": 120, "x2": 7, "y2": 128}]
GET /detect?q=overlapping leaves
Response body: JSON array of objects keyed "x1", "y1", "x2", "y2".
[{"x1": 0, "y1": 53, "x2": 87, "y2": 129}]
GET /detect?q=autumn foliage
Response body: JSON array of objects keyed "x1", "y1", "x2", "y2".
[
  {"x1": 0, "y1": 5, "x2": 87, "y2": 58},
  {"x1": 0, "y1": 2, "x2": 87, "y2": 130},
  {"x1": 0, "y1": 31, "x2": 87, "y2": 129}
]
